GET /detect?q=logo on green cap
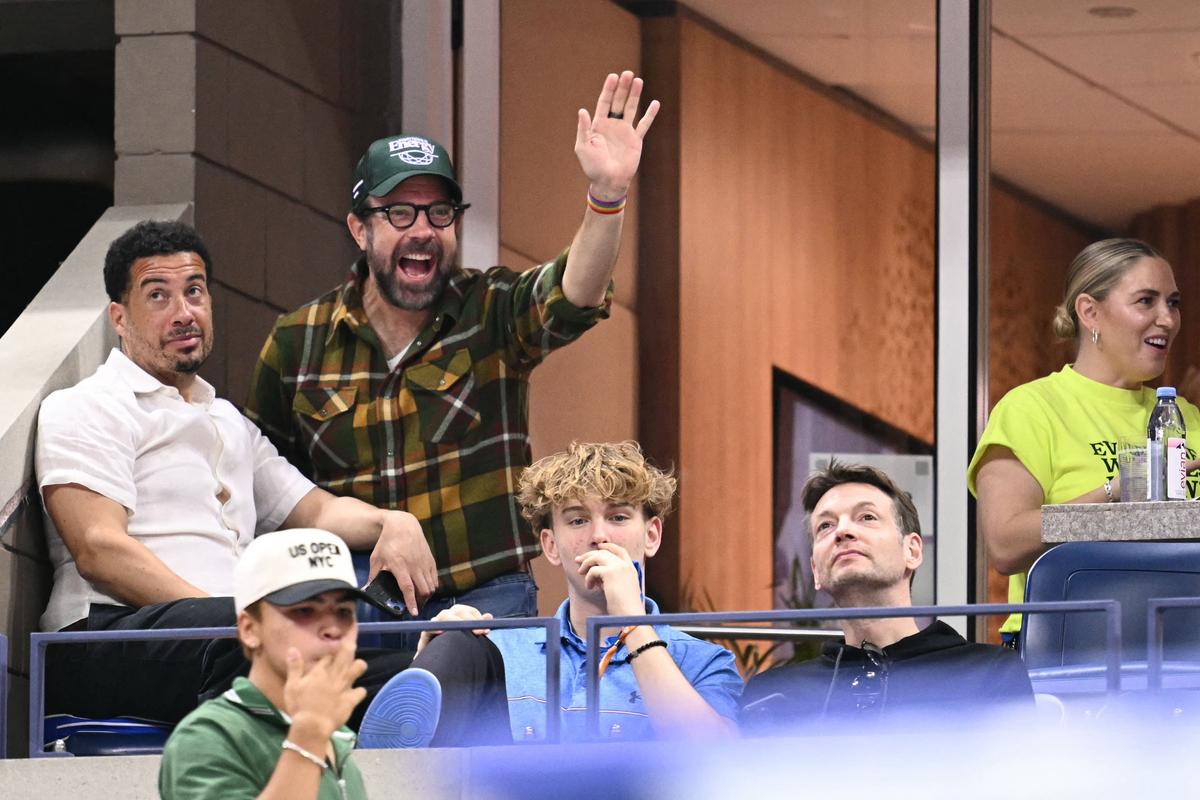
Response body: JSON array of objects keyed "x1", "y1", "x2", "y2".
[
  {"x1": 352, "y1": 133, "x2": 462, "y2": 209},
  {"x1": 389, "y1": 137, "x2": 439, "y2": 167}
]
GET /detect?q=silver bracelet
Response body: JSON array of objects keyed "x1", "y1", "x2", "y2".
[
  {"x1": 1103, "y1": 479, "x2": 1115, "y2": 502},
  {"x1": 281, "y1": 739, "x2": 327, "y2": 770}
]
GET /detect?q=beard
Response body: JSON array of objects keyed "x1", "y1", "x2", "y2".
[
  {"x1": 366, "y1": 234, "x2": 454, "y2": 311},
  {"x1": 163, "y1": 325, "x2": 211, "y2": 374},
  {"x1": 174, "y1": 354, "x2": 206, "y2": 374},
  {"x1": 820, "y1": 558, "x2": 901, "y2": 597}
]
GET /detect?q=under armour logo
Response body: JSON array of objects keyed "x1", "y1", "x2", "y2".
[{"x1": 628, "y1": 690, "x2": 641, "y2": 704}]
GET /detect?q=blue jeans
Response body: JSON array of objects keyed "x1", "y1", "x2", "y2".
[{"x1": 353, "y1": 553, "x2": 538, "y2": 649}]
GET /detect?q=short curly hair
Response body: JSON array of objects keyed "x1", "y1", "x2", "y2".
[
  {"x1": 104, "y1": 220, "x2": 213, "y2": 302},
  {"x1": 517, "y1": 441, "x2": 677, "y2": 530}
]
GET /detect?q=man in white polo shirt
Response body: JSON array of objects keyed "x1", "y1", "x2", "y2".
[{"x1": 34, "y1": 220, "x2": 483, "y2": 730}]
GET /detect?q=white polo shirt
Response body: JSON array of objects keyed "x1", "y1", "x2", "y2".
[{"x1": 35, "y1": 349, "x2": 315, "y2": 631}]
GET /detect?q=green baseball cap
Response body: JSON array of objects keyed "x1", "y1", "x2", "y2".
[{"x1": 350, "y1": 134, "x2": 463, "y2": 211}]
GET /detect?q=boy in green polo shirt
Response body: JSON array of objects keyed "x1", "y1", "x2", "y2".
[{"x1": 159, "y1": 529, "x2": 440, "y2": 799}]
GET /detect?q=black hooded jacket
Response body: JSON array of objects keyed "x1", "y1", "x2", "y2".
[{"x1": 739, "y1": 621, "x2": 1034, "y2": 733}]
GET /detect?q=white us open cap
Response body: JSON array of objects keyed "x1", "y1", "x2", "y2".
[{"x1": 235, "y1": 529, "x2": 387, "y2": 614}]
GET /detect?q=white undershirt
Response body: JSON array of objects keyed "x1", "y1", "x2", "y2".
[{"x1": 386, "y1": 338, "x2": 415, "y2": 372}]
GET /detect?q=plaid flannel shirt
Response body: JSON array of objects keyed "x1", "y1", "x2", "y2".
[{"x1": 244, "y1": 249, "x2": 611, "y2": 593}]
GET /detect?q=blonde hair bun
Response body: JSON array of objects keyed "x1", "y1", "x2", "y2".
[{"x1": 1051, "y1": 304, "x2": 1077, "y2": 340}]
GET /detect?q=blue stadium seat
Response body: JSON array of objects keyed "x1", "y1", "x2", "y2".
[
  {"x1": 1021, "y1": 541, "x2": 1200, "y2": 669},
  {"x1": 43, "y1": 714, "x2": 172, "y2": 756}
]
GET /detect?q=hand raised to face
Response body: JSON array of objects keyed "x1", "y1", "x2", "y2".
[
  {"x1": 283, "y1": 636, "x2": 368, "y2": 742},
  {"x1": 576, "y1": 541, "x2": 644, "y2": 617}
]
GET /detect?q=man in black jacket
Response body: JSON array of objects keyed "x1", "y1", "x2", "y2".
[{"x1": 740, "y1": 461, "x2": 1032, "y2": 732}]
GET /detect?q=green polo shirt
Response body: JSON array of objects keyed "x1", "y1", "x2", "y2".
[{"x1": 158, "y1": 677, "x2": 367, "y2": 800}]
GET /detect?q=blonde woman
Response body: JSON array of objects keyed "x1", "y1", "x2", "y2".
[{"x1": 968, "y1": 238, "x2": 1200, "y2": 644}]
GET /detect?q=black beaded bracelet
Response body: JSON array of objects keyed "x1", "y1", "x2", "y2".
[{"x1": 628, "y1": 639, "x2": 667, "y2": 661}]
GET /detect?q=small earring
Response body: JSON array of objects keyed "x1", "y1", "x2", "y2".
[{"x1": 1091, "y1": 328, "x2": 1100, "y2": 346}]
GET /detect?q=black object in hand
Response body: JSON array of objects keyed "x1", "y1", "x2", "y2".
[{"x1": 362, "y1": 570, "x2": 408, "y2": 615}]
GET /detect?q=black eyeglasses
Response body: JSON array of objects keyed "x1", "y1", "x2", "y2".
[{"x1": 361, "y1": 201, "x2": 471, "y2": 230}]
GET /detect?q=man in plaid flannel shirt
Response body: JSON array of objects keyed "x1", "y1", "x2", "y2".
[{"x1": 246, "y1": 72, "x2": 659, "y2": 624}]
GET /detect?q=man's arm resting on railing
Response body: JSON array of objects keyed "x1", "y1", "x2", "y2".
[
  {"x1": 622, "y1": 624, "x2": 737, "y2": 738},
  {"x1": 579, "y1": 543, "x2": 737, "y2": 738},
  {"x1": 43, "y1": 483, "x2": 207, "y2": 608}
]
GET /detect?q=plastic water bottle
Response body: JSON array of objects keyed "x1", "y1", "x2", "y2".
[{"x1": 1147, "y1": 386, "x2": 1187, "y2": 501}]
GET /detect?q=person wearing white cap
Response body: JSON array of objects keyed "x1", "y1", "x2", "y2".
[{"x1": 160, "y1": 529, "x2": 446, "y2": 799}]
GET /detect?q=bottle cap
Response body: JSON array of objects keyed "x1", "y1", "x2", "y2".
[{"x1": 1157, "y1": 386, "x2": 1177, "y2": 398}]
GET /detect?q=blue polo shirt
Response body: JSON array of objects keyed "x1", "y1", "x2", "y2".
[{"x1": 487, "y1": 597, "x2": 744, "y2": 742}]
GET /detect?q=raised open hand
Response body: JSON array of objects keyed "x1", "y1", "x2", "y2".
[{"x1": 575, "y1": 71, "x2": 660, "y2": 199}]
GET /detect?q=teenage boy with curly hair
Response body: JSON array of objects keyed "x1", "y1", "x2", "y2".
[{"x1": 418, "y1": 441, "x2": 743, "y2": 741}]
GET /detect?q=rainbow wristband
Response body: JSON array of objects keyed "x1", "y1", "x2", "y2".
[{"x1": 587, "y1": 190, "x2": 627, "y2": 215}]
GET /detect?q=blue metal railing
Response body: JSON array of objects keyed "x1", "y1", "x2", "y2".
[
  {"x1": 28, "y1": 617, "x2": 560, "y2": 758},
  {"x1": 20, "y1": 599, "x2": 1138, "y2": 752},
  {"x1": 585, "y1": 601, "x2": 1121, "y2": 738},
  {"x1": 1146, "y1": 596, "x2": 1200, "y2": 692}
]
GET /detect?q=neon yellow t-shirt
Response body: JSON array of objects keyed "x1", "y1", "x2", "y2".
[{"x1": 967, "y1": 365, "x2": 1200, "y2": 633}]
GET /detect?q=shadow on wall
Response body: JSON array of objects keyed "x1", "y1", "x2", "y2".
[{"x1": 0, "y1": 49, "x2": 115, "y2": 337}]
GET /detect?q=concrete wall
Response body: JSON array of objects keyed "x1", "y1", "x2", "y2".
[
  {"x1": 112, "y1": 0, "x2": 391, "y2": 403},
  {"x1": 0, "y1": 748, "x2": 465, "y2": 799}
]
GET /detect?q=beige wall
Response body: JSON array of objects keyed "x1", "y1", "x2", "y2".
[{"x1": 500, "y1": 0, "x2": 642, "y2": 615}]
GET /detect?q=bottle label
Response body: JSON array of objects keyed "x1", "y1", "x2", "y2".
[
  {"x1": 1168, "y1": 437, "x2": 1187, "y2": 500},
  {"x1": 1148, "y1": 438, "x2": 1165, "y2": 501}
]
